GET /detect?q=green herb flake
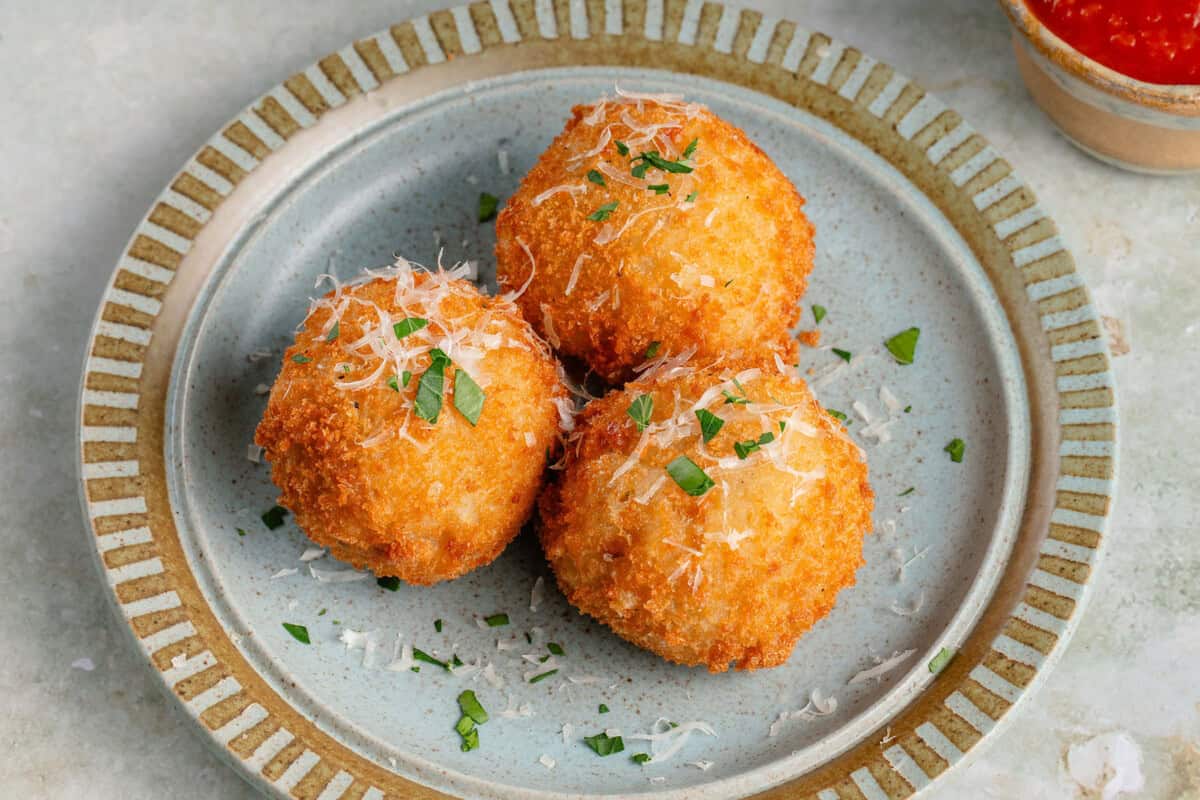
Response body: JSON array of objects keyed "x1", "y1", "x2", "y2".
[
  {"x1": 460, "y1": 726, "x2": 480, "y2": 752},
  {"x1": 626, "y1": 394, "x2": 654, "y2": 432},
  {"x1": 587, "y1": 169, "x2": 606, "y2": 186},
  {"x1": 827, "y1": 409, "x2": 848, "y2": 422},
  {"x1": 631, "y1": 162, "x2": 649, "y2": 179},
  {"x1": 529, "y1": 669, "x2": 559, "y2": 684},
  {"x1": 723, "y1": 278, "x2": 733, "y2": 288},
  {"x1": 451, "y1": 654, "x2": 463, "y2": 667},
  {"x1": 885, "y1": 327, "x2": 921, "y2": 365},
  {"x1": 393, "y1": 316, "x2": 428, "y2": 339},
  {"x1": 403, "y1": 370, "x2": 412, "y2": 387},
  {"x1": 458, "y1": 689, "x2": 489, "y2": 724},
  {"x1": 414, "y1": 350, "x2": 450, "y2": 424},
  {"x1": 587, "y1": 201, "x2": 619, "y2": 221},
  {"x1": 615, "y1": 140, "x2": 630, "y2": 156},
  {"x1": 665, "y1": 455, "x2": 714, "y2": 497},
  {"x1": 547, "y1": 642, "x2": 565, "y2": 656},
  {"x1": 928, "y1": 647, "x2": 956, "y2": 674},
  {"x1": 898, "y1": 487, "x2": 916, "y2": 497},
  {"x1": 455, "y1": 715, "x2": 476, "y2": 738},
  {"x1": 261, "y1": 506, "x2": 288, "y2": 530},
  {"x1": 485, "y1": 613, "x2": 509, "y2": 627},
  {"x1": 376, "y1": 576, "x2": 400, "y2": 591},
  {"x1": 695, "y1": 408, "x2": 725, "y2": 443},
  {"x1": 904, "y1": 405, "x2": 912, "y2": 413},
  {"x1": 647, "y1": 183, "x2": 670, "y2": 195},
  {"x1": 733, "y1": 431, "x2": 775, "y2": 460},
  {"x1": 478, "y1": 192, "x2": 499, "y2": 223},
  {"x1": 325, "y1": 321, "x2": 340, "y2": 342},
  {"x1": 538, "y1": 654, "x2": 550, "y2": 663},
  {"x1": 434, "y1": 619, "x2": 443, "y2": 633},
  {"x1": 282, "y1": 623, "x2": 310, "y2": 644},
  {"x1": 832, "y1": 348, "x2": 852, "y2": 363},
  {"x1": 291, "y1": 354, "x2": 312, "y2": 364},
  {"x1": 779, "y1": 420, "x2": 787, "y2": 432},
  {"x1": 812, "y1": 305, "x2": 827, "y2": 324},
  {"x1": 686, "y1": 191, "x2": 698, "y2": 203},
  {"x1": 583, "y1": 732, "x2": 625, "y2": 757},
  {"x1": 386, "y1": 375, "x2": 401, "y2": 392},
  {"x1": 682, "y1": 138, "x2": 699, "y2": 159},
  {"x1": 453, "y1": 368, "x2": 486, "y2": 426},
  {"x1": 318, "y1": 608, "x2": 327, "y2": 616},
  {"x1": 599, "y1": 704, "x2": 610, "y2": 714},
  {"x1": 944, "y1": 438, "x2": 965, "y2": 463},
  {"x1": 414, "y1": 648, "x2": 449, "y2": 670},
  {"x1": 645, "y1": 340, "x2": 661, "y2": 359},
  {"x1": 411, "y1": 666, "x2": 420, "y2": 673},
  {"x1": 722, "y1": 390, "x2": 748, "y2": 406},
  {"x1": 631, "y1": 753, "x2": 651, "y2": 765},
  {"x1": 639, "y1": 151, "x2": 693, "y2": 174},
  {"x1": 524, "y1": 632, "x2": 532, "y2": 644},
  {"x1": 236, "y1": 528, "x2": 247, "y2": 537}
]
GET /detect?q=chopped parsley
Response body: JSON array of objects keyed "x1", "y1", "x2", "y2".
[
  {"x1": 587, "y1": 201, "x2": 619, "y2": 221},
  {"x1": 928, "y1": 647, "x2": 956, "y2": 674},
  {"x1": 547, "y1": 642, "x2": 565, "y2": 656},
  {"x1": 413, "y1": 647, "x2": 449, "y2": 670},
  {"x1": 682, "y1": 138, "x2": 699, "y2": 159},
  {"x1": 647, "y1": 183, "x2": 670, "y2": 195},
  {"x1": 281, "y1": 623, "x2": 309, "y2": 644},
  {"x1": 291, "y1": 354, "x2": 311, "y2": 364},
  {"x1": 529, "y1": 669, "x2": 558, "y2": 684},
  {"x1": 434, "y1": 619, "x2": 443, "y2": 633},
  {"x1": 638, "y1": 150, "x2": 693, "y2": 174},
  {"x1": 524, "y1": 632, "x2": 532, "y2": 644},
  {"x1": 631, "y1": 753, "x2": 651, "y2": 765},
  {"x1": 484, "y1": 613, "x2": 509, "y2": 627},
  {"x1": 733, "y1": 431, "x2": 775, "y2": 460},
  {"x1": 455, "y1": 715, "x2": 476, "y2": 738},
  {"x1": 326, "y1": 322, "x2": 339, "y2": 342},
  {"x1": 832, "y1": 348, "x2": 852, "y2": 363},
  {"x1": 376, "y1": 576, "x2": 400, "y2": 591},
  {"x1": 414, "y1": 348, "x2": 450, "y2": 423},
  {"x1": 812, "y1": 305, "x2": 827, "y2": 324},
  {"x1": 666, "y1": 455, "x2": 714, "y2": 497},
  {"x1": 827, "y1": 409, "x2": 848, "y2": 422},
  {"x1": 587, "y1": 169, "x2": 606, "y2": 186},
  {"x1": 722, "y1": 378, "x2": 750, "y2": 405},
  {"x1": 626, "y1": 394, "x2": 653, "y2": 432},
  {"x1": 261, "y1": 506, "x2": 288, "y2": 530},
  {"x1": 451, "y1": 654, "x2": 463, "y2": 667},
  {"x1": 686, "y1": 191, "x2": 698, "y2": 203},
  {"x1": 898, "y1": 487, "x2": 916, "y2": 497},
  {"x1": 453, "y1": 369, "x2": 486, "y2": 426},
  {"x1": 615, "y1": 140, "x2": 630, "y2": 156},
  {"x1": 386, "y1": 375, "x2": 401, "y2": 392},
  {"x1": 583, "y1": 732, "x2": 625, "y2": 756},
  {"x1": 598, "y1": 704, "x2": 610, "y2": 714},
  {"x1": 631, "y1": 162, "x2": 649, "y2": 179},
  {"x1": 645, "y1": 340, "x2": 661, "y2": 359},
  {"x1": 393, "y1": 316, "x2": 428, "y2": 339},
  {"x1": 478, "y1": 192, "x2": 499, "y2": 223},
  {"x1": 885, "y1": 327, "x2": 921, "y2": 365},
  {"x1": 318, "y1": 608, "x2": 326, "y2": 616},
  {"x1": 236, "y1": 528, "x2": 247, "y2": 537},
  {"x1": 944, "y1": 438, "x2": 965, "y2": 463},
  {"x1": 459, "y1": 690, "x2": 488, "y2": 724},
  {"x1": 459, "y1": 724, "x2": 479, "y2": 752},
  {"x1": 904, "y1": 404, "x2": 912, "y2": 413},
  {"x1": 695, "y1": 408, "x2": 725, "y2": 443}
]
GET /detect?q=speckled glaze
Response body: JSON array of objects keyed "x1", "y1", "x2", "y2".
[
  {"x1": 999, "y1": 0, "x2": 1200, "y2": 173},
  {"x1": 76, "y1": 3, "x2": 1117, "y2": 799}
]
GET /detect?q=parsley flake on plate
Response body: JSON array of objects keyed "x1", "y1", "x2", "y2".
[
  {"x1": 261, "y1": 505, "x2": 288, "y2": 530},
  {"x1": 282, "y1": 623, "x2": 309, "y2": 644},
  {"x1": 414, "y1": 648, "x2": 449, "y2": 670},
  {"x1": 885, "y1": 327, "x2": 921, "y2": 364},
  {"x1": 826, "y1": 409, "x2": 848, "y2": 422},
  {"x1": 928, "y1": 647, "x2": 956, "y2": 674},
  {"x1": 812, "y1": 305, "x2": 827, "y2": 324},
  {"x1": 547, "y1": 642, "x2": 565, "y2": 656},
  {"x1": 832, "y1": 347, "x2": 852, "y2": 363},
  {"x1": 459, "y1": 690, "x2": 488, "y2": 724},
  {"x1": 529, "y1": 669, "x2": 558, "y2": 684},
  {"x1": 944, "y1": 438, "x2": 965, "y2": 463},
  {"x1": 484, "y1": 613, "x2": 509, "y2": 627},
  {"x1": 478, "y1": 192, "x2": 499, "y2": 223},
  {"x1": 583, "y1": 732, "x2": 625, "y2": 756},
  {"x1": 376, "y1": 576, "x2": 400, "y2": 591}
]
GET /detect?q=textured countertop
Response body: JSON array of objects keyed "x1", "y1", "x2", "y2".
[{"x1": 2, "y1": 1, "x2": 1197, "y2": 797}]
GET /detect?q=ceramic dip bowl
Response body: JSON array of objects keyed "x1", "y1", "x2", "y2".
[{"x1": 999, "y1": 0, "x2": 1200, "y2": 174}]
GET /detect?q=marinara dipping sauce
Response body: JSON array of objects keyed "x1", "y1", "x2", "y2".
[{"x1": 1025, "y1": 0, "x2": 1200, "y2": 85}]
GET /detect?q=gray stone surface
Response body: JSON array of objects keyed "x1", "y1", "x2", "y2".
[{"x1": 0, "y1": 1, "x2": 1195, "y2": 797}]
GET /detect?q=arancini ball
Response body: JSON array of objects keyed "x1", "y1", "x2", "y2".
[
  {"x1": 538, "y1": 359, "x2": 873, "y2": 671},
  {"x1": 255, "y1": 260, "x2": 570, "y2": 585},
  {"x1": 495, "y1": 91, "x2": 814, "y2": 384}
]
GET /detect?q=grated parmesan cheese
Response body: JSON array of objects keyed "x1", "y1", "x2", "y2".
[
  {"x1": 298, "y1": 548, "x2": 326, "y2": 562},
  {"x1": 848, "y1": 650, "x2": 917, "y2": 685},
  {"x1": 246, "y1": 444, "x2": 263, "y2": 463},
  {"x1": 530, "y1": 576, "x2": 545, "y2": 612},
  {"x1": 270, "y1": 568, "x2": 297, "y2": 580},
  {"x1": 538, "y1": 754, "x2": 555, "y2": 769},
  {"x1": 627, "y1": 719, "x2": 717, "y2": 764}
]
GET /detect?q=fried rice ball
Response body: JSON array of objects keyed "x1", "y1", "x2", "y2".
[
  {"x1": 496, "y1": 93, "x2": 814, "y2": 384},
  {"x1": 538, "y1": 361, "x2": 873, "y2": 671},
  {"x1": 255, "y1": 261, "x2": 569, "y2": 585}
]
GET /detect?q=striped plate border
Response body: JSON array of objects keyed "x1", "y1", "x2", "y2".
[{"x1": 77, "y1": 2, "x2": 1115, "y2": 798}]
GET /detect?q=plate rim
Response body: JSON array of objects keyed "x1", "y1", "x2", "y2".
[{"x1": 75, "y1": 3, "x2": 1118, "y2": 798}]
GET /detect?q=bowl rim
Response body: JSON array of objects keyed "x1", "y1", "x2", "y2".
[{"x1": 997, "y1": 0, "x2": 1200, "y2": 114}]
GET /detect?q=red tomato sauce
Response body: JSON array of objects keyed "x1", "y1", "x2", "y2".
[{"x1": 1025, "y1": 0, "x2": 1200, "y2": 85}]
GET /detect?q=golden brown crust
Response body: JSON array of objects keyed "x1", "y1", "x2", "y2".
[
  {"x1": 496, "y1": 98, "x2": 813, "y2": 384},
  {"x1": 538, "y1": 363, "x2": 873, "y2": 671},
  {"x1": 255, "y1": 272, "x2": 566, "y2": 585}
]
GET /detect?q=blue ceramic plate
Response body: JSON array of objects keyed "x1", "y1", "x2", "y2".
[{"x1": 77, "y1": 4, "x2": 1117, "y2": 799}]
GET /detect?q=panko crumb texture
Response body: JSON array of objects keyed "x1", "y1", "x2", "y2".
[
  {"x1": 539, "y1": 360, "x2": 873, "y2": 671},
  {"x1": 496, "y1": 91, "x2": 814, "y2": 384},
  {"x1": 255, "y1": 263, "x2": 568, "y2": 585}
]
